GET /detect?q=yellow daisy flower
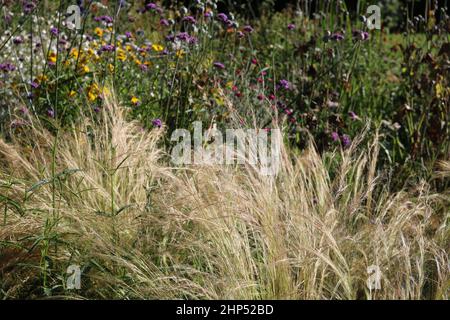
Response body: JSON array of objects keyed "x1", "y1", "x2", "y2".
[
  {"x1": 94, "y1": 27, "x2": 104, "y2": 37},
  {"x1": 152, "y1": 44, "x2": 164, "y2": 52},
  {"x1": 131, "y1": 96, "x2": 140, "y2": 105}
]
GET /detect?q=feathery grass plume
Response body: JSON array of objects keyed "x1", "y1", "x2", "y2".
[{"x1": 0, "y1": 95, "x2": 448, "y2": 299}]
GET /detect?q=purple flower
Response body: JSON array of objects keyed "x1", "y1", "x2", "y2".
[
  {"x1": 104, "y1": 16, "x2": 114, "y2": 24},
  {"x1": 204, "y1": 11, "x2": 213, "y2": 19},
  {"x1": 145, "y1": 3, "x2": 158, "y2": 11},
  {"x1": 348, "y1": 111, "x2": 359, "y2": 120},
  {"x1": 176, "y1": 32, "x2": 196, "y2": 43},
  {"x1": 13, "y1": 36, "x2": 24, "y2": 45},
  {"x1": 243, "y1": 25, "x2": 254, "y2": 33},
  {"x1": 160, "y1": 18, "x2": 169, "y2": 26},
  {"x1": 23, "y1": 2, "x2": 36, "y2": 14},
  {"x1": 277, "y1": 79, "x2": 290, "y2": 90},
  {"x1": 125, "y1": 31, "x2": 132, "y2": 38},
  {"x1": 152, "y1": 118, "x2": 162, "y2": 128},
  {"x1": 176, "y1": 32, "x2": 189, "y2": 41},
  {"x1": 353, "y1": 30, "x2": 369, "y2": 41},
  {"x1": 100, "y1": 44, "x2": 115, "y2": 52},
  {"x1": 0, "y1": 62, "x2": 16, "y2": 72},
  {"x1": 95, "y1": 15, "x2": 113, "y2": 24},
  {"x1": 47, "y1": 108, "x2": 55, "y2": 118},
  {"x1": 341, "y1": 134, "x2": 351, "y2": 148},
  {"x1": 188, "y1": 36, "x2": 198, "y2": 45},
  {"x1": 50, "y1": 27, "x2": 59, "y2": 36},
  {"x1": 213, "y1": 62, "x2": 225, "y2": 70},
  {"x1": 330, "y1": 33, "x2": 345, "y2": 41},
  {"x1": 226, "y1": 20, "x2": 236, "y2": 28},
  {"x1": 287, "y1": 23, "x2": 296, "y2": 31},
  {"x1": 165, "y1": 34, "x2": 175, "y2": 42},
  {"x1": 139, "y1": 64, "x2": 148, "y2": 72},
  {"x1": 30, "y1": 81, "x2": 39, "y2": 89},
  {"x1": 182, "y1": 16, "x2": 196, "y2": 24},
  {"x1": 217, "y1": 13, "x2": 228, "y2": 23},
  {"x1": 237, "y1": 31, "x2": 245, "y2": 38},
  {"x1": 331, "y1": 132, "x2": 340, "y2": 142}
]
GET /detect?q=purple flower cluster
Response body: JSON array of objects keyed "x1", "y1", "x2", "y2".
[
  {"x1": 23, "y1": 2, "x2": 36, "y2": 14},
  {"x1": 352, "y1": 30, "x2": 370, "y2": 41},
  {"x1": 146, "y1": 3, "x2": 158, "y2": 10},
  {"x1": 160, "y1": 18, "x2": 170, "y2": 26},
  {"x1": 152, "y1": 118, "x2": 162, "y2": 128},
  {"x1": 277, "y1": 79, "x2": 290, "y2": 90},
  {"x1": 182, "y1": 16, "x2": 196, "y2": 24},
  {"x1": 170, "y1": 32, "x2": 198, "y2": 44},
  {"x1": 217, "y1": 13, "x2": 228, "y2": 23},
  {"x1": 143, "y1": 2, "x2": 163, "y2": 14},
  {"x1": 13, "y1": 36, "x2": 24, "y2": 45},
  {"x1": 50, "y1": 27, "x2": 59, "y2": 36},
  {"x1": 331, "y1": 132, "x2": 351, "y2": 148},
  {"x1": 243, "y1": 25, "x2": 254, "y2": 33},
  {"x1": 94, "y1": 15, "x2": 114, "y2": 24},
  {"x1": 330, "y1": 33, "x2": 345, "y2": 41},
  {"x1": 47, "y1": 108, "x2": 55, "y2": 118},
  {"x1": 0, "y1": 62, "x2": 16, "y2": 72},
  {"x1": 213, "y1": 62, "x2": 225, "y2": 70},
  {"x1": 100, "y1": 44, "x2": 115, "y2": 52},
  {"x1": 30, "y1": 81, "x2": 39, "y2": 89}
]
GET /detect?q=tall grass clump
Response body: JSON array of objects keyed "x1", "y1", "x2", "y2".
[{"x1": 0, "y1": 96, "x2": 448, "y2": 299}]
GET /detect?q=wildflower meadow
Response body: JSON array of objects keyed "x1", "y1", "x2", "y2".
[{"x1": 0, "y1": 0, "x2": 449, "y2": 300}]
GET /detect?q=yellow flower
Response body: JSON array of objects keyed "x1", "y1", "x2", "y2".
[
  {"x1": 48, "y1": 52, "x2": 57, "y2": 64},
  {"x1": 436, "y1": 82, "x2": 445, "y2": 98},
  {"x1": 69, "y1": 90, "x2": 76, "y2": 98},
  {"x1": 87, "y1": 83, "x2": 100, "y2": 101},
  {"x1": 88, "y1": 91, "x2": 97, "y2": 101},
  {"x1": 70, "y1": 48, "x2": 79, "y2": 58},
  {"x1": 37, "y1": 74, "x2": 48, "y2": 83},
  {"x1": 131, "y1": 96, "x2": 140, "y2": 105},
  {"x1": 117, "y1": 48, "x2": 126, "y2": 61},
  {"x1": 95, "y1": 27, "x2": 104, "y2": 37},
  {"x1": 78, "y1": 64, "x2": 91, "y2": 74},
  {"x1": 152, "y1": 44, "x2": 164, "y2": 52},
  {"x1": 176, "y1": 49, "x2": 184, "y2": 58},
  {"x1": 108, "y1": 64, "x2": 114, "y2": 73}
]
